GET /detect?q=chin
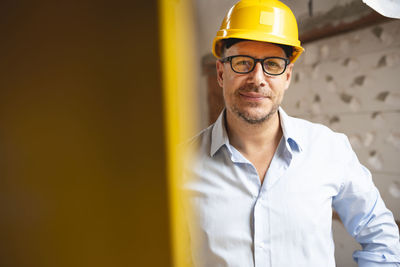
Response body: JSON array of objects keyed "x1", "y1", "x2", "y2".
[
  {"x1": 235, "y1": 110, "x2": 272, "y2": 124},
  {"x1": 239, "y1": 105, "x2": 279, "y2": 122}
]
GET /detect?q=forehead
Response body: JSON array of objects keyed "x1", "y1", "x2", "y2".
[{"x1": 225, "y1": 41, "x2": 286, "y2": 58}]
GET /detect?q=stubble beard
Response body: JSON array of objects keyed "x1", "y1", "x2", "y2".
[
  {"x1": 231, "y1": 103, "x2": 279, "y2": 125},
  {"x1": 229, "y1": 86, "x2": 280, "y2": 125}
]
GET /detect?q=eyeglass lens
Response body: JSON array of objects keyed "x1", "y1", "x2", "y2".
[{"x1": 231, "y1": 56, "x2": 287, "y2": 75}]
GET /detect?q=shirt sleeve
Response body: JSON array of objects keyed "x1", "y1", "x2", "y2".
[{"x1": 332, "y1": 134, "x2": 400, "y2": 266}]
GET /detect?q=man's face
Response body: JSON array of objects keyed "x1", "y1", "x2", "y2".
[{"x1": 216, "y1": 41, "x2": 293, "y2": 124}]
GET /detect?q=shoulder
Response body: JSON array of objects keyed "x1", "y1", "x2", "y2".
[
  {"x1": 181, "y1": 124, "x2": 215, "y2": 170},
  {"x1": 181, "y1": 124, "x2": 217, "y2": 185},
  {"x1": 185, "y1": 124, "x2": 214, "y2": 152},
  {"x1": 287, "y1": 115, "x2": 351, "y2": 151}
]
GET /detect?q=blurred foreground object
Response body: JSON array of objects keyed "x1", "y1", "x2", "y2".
[
  {"x1": 0, "y1": 0, "x2": 197, "y2": 266},
  {"x1": 159, "y1": 0, "x2": 198, "y2": 266}
]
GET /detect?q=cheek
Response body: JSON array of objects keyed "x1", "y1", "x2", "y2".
[
  {"x1": 224, "y1": 74, "x2": 236, "y2": 86},
  {"x1": 223, "y1": 77, "x2": 241, "y2": 95},
  {"x1": 269, "y1": 78, "x2": 289, "y2": 92},
  {"x1": 266, "y1": 81, "x2": 287, "y2": 102},
  {"x1": 267, "y1": 80, "x2": 280, "y2": 92}
]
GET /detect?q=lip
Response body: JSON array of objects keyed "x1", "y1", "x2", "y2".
[{"x1": 239, "y1": 91, "x2": 268, "y2": 101}]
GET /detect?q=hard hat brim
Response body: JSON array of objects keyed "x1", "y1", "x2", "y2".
[{"x1": 212, "y1": 30, "x2": 304, "y2": 63}]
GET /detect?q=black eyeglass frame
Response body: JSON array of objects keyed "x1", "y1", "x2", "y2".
[{"x1": 220, "y1": 55, "x2": 290, "y2": 76}]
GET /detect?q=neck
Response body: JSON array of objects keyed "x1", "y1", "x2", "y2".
[{"x1": 225, "y1": 109, "x2": 283, "y2": 155}]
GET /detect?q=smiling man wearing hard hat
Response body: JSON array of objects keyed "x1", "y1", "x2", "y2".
[{"x1": 184, "y1": 0, "x2": 400, "y2": 266}]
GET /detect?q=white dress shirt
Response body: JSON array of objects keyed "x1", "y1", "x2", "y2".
[{"x1": 184, "y1": 108, "x2": 400, "y2": 267}]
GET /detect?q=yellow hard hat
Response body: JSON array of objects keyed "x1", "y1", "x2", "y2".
[{"x1": 212, "y1": 0, "x2": 304, "y2": 63}]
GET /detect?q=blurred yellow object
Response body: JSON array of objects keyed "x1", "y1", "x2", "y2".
[
  {"x1": 0, "y1": 0, "x2": 197, "y2": 266},
  {"x1": 159, "y1": 0, "x2": 197, "y2": 266},
  {"x1": 212, "y1": 0, "x2": 304, "y2": 63}
]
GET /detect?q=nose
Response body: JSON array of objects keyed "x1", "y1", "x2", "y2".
[{"x1": 248, "y1": 62, "x2": 266, "y2": 87}]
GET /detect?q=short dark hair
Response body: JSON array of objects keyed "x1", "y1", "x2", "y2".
[{"x1": 221, "y1": 38, "x2": 293, "y2": 59}]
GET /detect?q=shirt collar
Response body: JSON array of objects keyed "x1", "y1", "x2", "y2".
[
  {"x1": 210, "y1": 110, "x2": 231, "y2": 157},
  {"x1": 278, "y1": 107, "x2": 303, "y2": 153},
  {"x1": 210, "y1": 107, "x2": 303, "y2": 157}
]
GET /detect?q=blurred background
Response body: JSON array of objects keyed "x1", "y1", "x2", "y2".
[{"x1": 0, "y1": 0, "x2": 398, "y2": 266}]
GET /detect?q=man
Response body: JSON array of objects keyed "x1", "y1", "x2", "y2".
[{"x1": 184, "y1": 0, "x2": 400, "y2": 266}]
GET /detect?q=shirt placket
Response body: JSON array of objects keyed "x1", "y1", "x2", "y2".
[
  {"x1": 253, "y1": 142, "x2": 292, "y2": 267},
  {"x1": 253, "y1": 190, "x2": 270, "y2": 267}
]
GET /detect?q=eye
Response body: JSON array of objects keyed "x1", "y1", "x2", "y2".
[
  {"x1": 236, "y1": 59, "x2": 252, "y2": 66},
  {"x1": 264, "y1": 60, "x2": 280, "y2": 68},
  {"x1": 231, "y1": 57, "x2": 254, "y2": 72}
]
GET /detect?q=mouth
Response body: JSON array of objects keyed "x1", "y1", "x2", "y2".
[{"x1": 239, "y1": 91, "x2": 269, "y2": 101}]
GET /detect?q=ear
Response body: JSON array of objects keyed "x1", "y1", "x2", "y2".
[
  {"x1": 283, "y1": 63, "x2": 294, "y2": 91},
  {"x1": 216, "y1": 60, "x2": 225, "y2": 88}
]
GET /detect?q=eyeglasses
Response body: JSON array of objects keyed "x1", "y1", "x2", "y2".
[{"x1": 220, "y1": 55, "x2": 290, "y2": 76}]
